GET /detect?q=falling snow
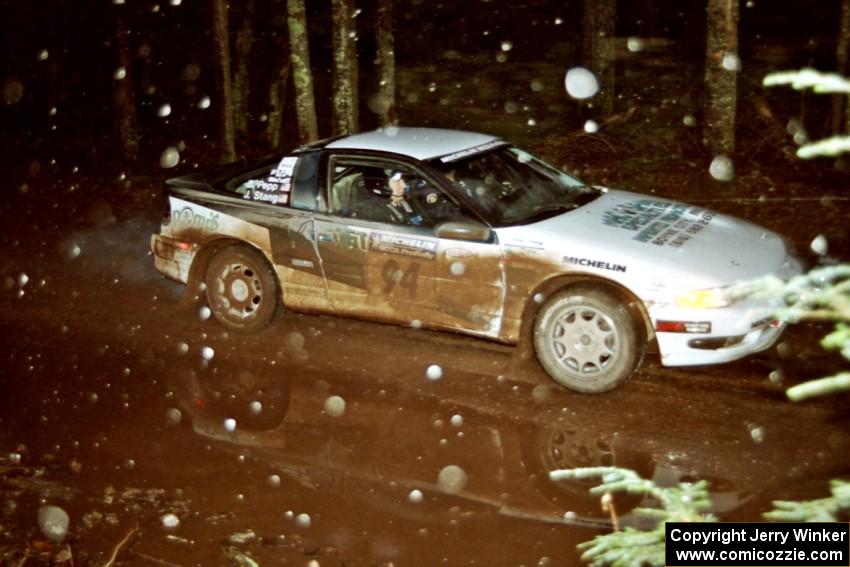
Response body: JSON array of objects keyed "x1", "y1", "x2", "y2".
[
  {"x1": 564, "y1": 67, "x2": 599, "y2": 100},
  {"x1": 426, "y1": 365, "x2": 443, "y2": 381},
  {"x1": 159, "y1": 147, "x2": 180, "y2": 168},
  {"x1": 810, "y1": 234, "x2": 828, "y2": 255},
  {"x1": 709, "y1": 155, "x2": 734, "y2": 181}
]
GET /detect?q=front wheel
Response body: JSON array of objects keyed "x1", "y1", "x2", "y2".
[
  {"x1": 533, "y1": 287, "x2": 642, "y2": 393},
  {"x1": 205, "y1": 245, "x2": 281, "y2": 333}
]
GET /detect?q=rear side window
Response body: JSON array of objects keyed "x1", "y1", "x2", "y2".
[
  {"x1": 231, "y1": 157, "x2": 295, "y2": 206},
  {"x1": 228, "y1": 151, "x2": 319, "y2": 211}
]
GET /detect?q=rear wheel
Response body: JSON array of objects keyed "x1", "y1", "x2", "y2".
[
  {"x1": 205, "y1": 245, "x2": 280, "y2": 333},
  {"x1": 533, "y1": 287, "x2": 641, "y2": 393}
]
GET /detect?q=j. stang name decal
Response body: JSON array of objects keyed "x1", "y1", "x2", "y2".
[{"x1": 564, "y1": 256, "x2": 627, "y2": 273}]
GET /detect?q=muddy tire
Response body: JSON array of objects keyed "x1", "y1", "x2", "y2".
[
  {"x1": 205, "y1": 245, "x2": 280, "y2": 333},
  {"x1": 533, "y1": 287, "x2": 641, "y2": 393}
]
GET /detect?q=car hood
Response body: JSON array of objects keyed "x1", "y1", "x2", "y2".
[{"x1": 503, "y1": 189, "x2": 795, "y2": 288}]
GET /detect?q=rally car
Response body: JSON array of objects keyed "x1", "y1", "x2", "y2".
[{"x1": 152, "y1": 127, "x2": 801, "y2": 393}]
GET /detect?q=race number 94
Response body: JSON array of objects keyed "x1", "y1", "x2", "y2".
[{"x1": 382, "y1": 260, "x2": 419, "y2": 298}]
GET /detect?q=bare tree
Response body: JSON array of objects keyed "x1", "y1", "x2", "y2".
[
  {"x1": 287, "y1": 0, "x2": 319, "y2": 142},
  {"x1": 833, "y1": 0, "x2": 850, "y2": 134},
  {"x1": 212, "y1": 0, "x2": 237, "y2": 162},
  {"x1": 332, "y1": 0, "x2": 359, "y2": 135},
  {"x1": 703, "y1": 0, "x2": 740, "y2": 156},
  {"x1": 267, "y1": 44, "x2": 291, "y2": 150},
  {"x1": 582, "y1": 0, "x2": 616, "y2": 116},
  {"x1": 375, "y1": 0, "x2": 395, "y2": 126},
  {"x1": 233, "y1": 0, "x2": 256, "y2": 145},
  {"x1": 45, "y1": 0, "x2": 72, "y2": 124},
  {"x1": 111, "y1": 2, "x2": 138, "y2": 163}
]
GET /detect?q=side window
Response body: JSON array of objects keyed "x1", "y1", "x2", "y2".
[
  {"x1": 328, "y1": 158, "x2": 463, "y2": 227},
  {"x1": 229, "y1": 155, "x2": 300, "y2": 207}
]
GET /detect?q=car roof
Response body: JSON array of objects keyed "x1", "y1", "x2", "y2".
[{"x1": 324, "y1": 127, "x2": 501, "y2": 161}]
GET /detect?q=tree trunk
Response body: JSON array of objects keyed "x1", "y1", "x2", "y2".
[
  {"x1": 267, "y1": 56, "x2": 291, "y2": 150},
  {"x1": 332, "y1": 0, "x2": 358, "y2": 135},
  {"x1": 233, "y1": 0, "x2": 256, "y2": 145},
  {"x1": 212, "y1": 0, "x2": 237, "y2": 163},
  {"x1": 703, "y1": 0, "x2": 739, "y2": 156},
  {"x1": 112, "y1": 3, "x2": 139, "y2": 164},
  {"x1": 287, "y1": 0, "x2": 319, "y2": 142},
  {"x1": 46, "y1": 0, "x2": 73, "y2": 120},
  {"x1": 582, "y1": 0, "x2": 616, "y2": 116},
  {"x1": 833, "y1": 0, "x2": 850, "y2": 134},
  {"x1": 375, "y1": 0, "x2": 395, "y2": 126}
]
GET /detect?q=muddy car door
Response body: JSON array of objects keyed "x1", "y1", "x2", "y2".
[
  {"x1": 224, "y1": 151, "x2": 330, "y2": 312},
  {"x1": 314, "y1": 155, "x2": 437, "y2": 325},
  {"x1": 432, "y1": 230, "x2": 505, "y2": 338}
]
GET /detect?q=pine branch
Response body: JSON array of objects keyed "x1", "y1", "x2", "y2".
[
  {"x1": 550, "y1": 467, "x2": 715, "y2": 566},
  {"x1": 798, "y1": 136, "x2": 850, "y2": 158},
  {"x1": 765, "y1": 480, "x2": 850, "y2": 522},
  {"x1": 786, "y1": 372, "x2": 850, "y2": 401},
  {"x1": 763, "y1": 68, "x2": 850, "y2": 94}
]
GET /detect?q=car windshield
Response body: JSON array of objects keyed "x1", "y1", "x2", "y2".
[{"x1": 429, "y1": 146, "x2": 599, "y2": 226}]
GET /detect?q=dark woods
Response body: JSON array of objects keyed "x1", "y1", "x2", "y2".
[{"x1": 1, "y1": 0, "x2": 848, "y2": 171}]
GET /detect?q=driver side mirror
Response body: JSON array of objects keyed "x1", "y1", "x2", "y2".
[{"x1": 433, "y1": 219, "x2": 492, "y2": 242}]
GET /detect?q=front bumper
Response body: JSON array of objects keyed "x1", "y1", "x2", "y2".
[
  {"x1": 652, "y1": 253, "x2": 802, "y2": 367},
  {"x1": 656, "y1": 318, "x2": 786, "y2": 366}
]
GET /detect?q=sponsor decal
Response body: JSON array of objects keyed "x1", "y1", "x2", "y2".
[
  {"x1": 506, "y1": 238, "x2": 546, "y2": 250},
  {"x1": 564, "y1": 256, "x2": 627, "y2": 273},
  {"x1": 271, "y1": 156, "x2": 298, "y2": 179},
  {"x1": 445, "y1": 247, "x2": 473, "y2": 259},
  {"x1": 602, "y1": 199, "x2": 714, "y2": 248},
  {"x1": 173, "y1": 206, "x2": 220, "y2": 232},
  {"x1": 318, "y1": 228, "x2": 368, "y2": 250},
  {"x1": 438, "y1": 140, "x2": 505, "y2": 163},
  {"x1": 291, "y1": 258, "x2": 315, "y2": 269},
  {"x1": 369, "y1": 233, "x2": 438, "y2": 260}
]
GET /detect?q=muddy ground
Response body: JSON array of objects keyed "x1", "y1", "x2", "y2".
[
  {"x1": 1, "y1": 128, "x2": 850, "y2": 565},
  {"x1": 0, "y1": 164, "x2": 848, "y2": 567}
]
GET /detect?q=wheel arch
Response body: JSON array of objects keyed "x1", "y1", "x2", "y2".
[
  {"x1": 185, "y1": 237, "x2": 282, "y2": 305},
  {"x1": 518, "y1": 273, "x2": 655, "y2": 349}
]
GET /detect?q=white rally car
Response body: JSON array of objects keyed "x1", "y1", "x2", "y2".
[{"x1": 152, "y1": 128, "x2": 801, "y2": 392}]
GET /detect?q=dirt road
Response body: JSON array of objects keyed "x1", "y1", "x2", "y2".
[{"x1": 1, "y1": 174, "x2": 848, "y2": 566}]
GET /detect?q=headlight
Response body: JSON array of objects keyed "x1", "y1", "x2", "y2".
[{"x1": 674, "y1": 287, "x2": 733, "y2": 309}]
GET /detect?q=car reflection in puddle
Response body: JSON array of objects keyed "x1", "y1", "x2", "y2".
[{"x1": 167, "y1": 352, "x2": 753, "y2": 535}]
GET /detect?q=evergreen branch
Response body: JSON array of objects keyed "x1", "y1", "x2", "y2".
[
  {"x1": 797, "y1": 136, "x2": 850, "y2": 158},
  {"x1": 763, "y1": 68, "x2": 850, "y2": 93},
  {"x1": 766, "y1": 481, "x2": 850, "y2": 522},
  {"x1": 551, "y1": 468, "x2": 715, "y2": 566},
  {"x1": 786, "y1": 372, "x2": 850, "y2": 401},
  {"x1": 578, "y1": 528, "x2": 666, "y2": 567}
]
